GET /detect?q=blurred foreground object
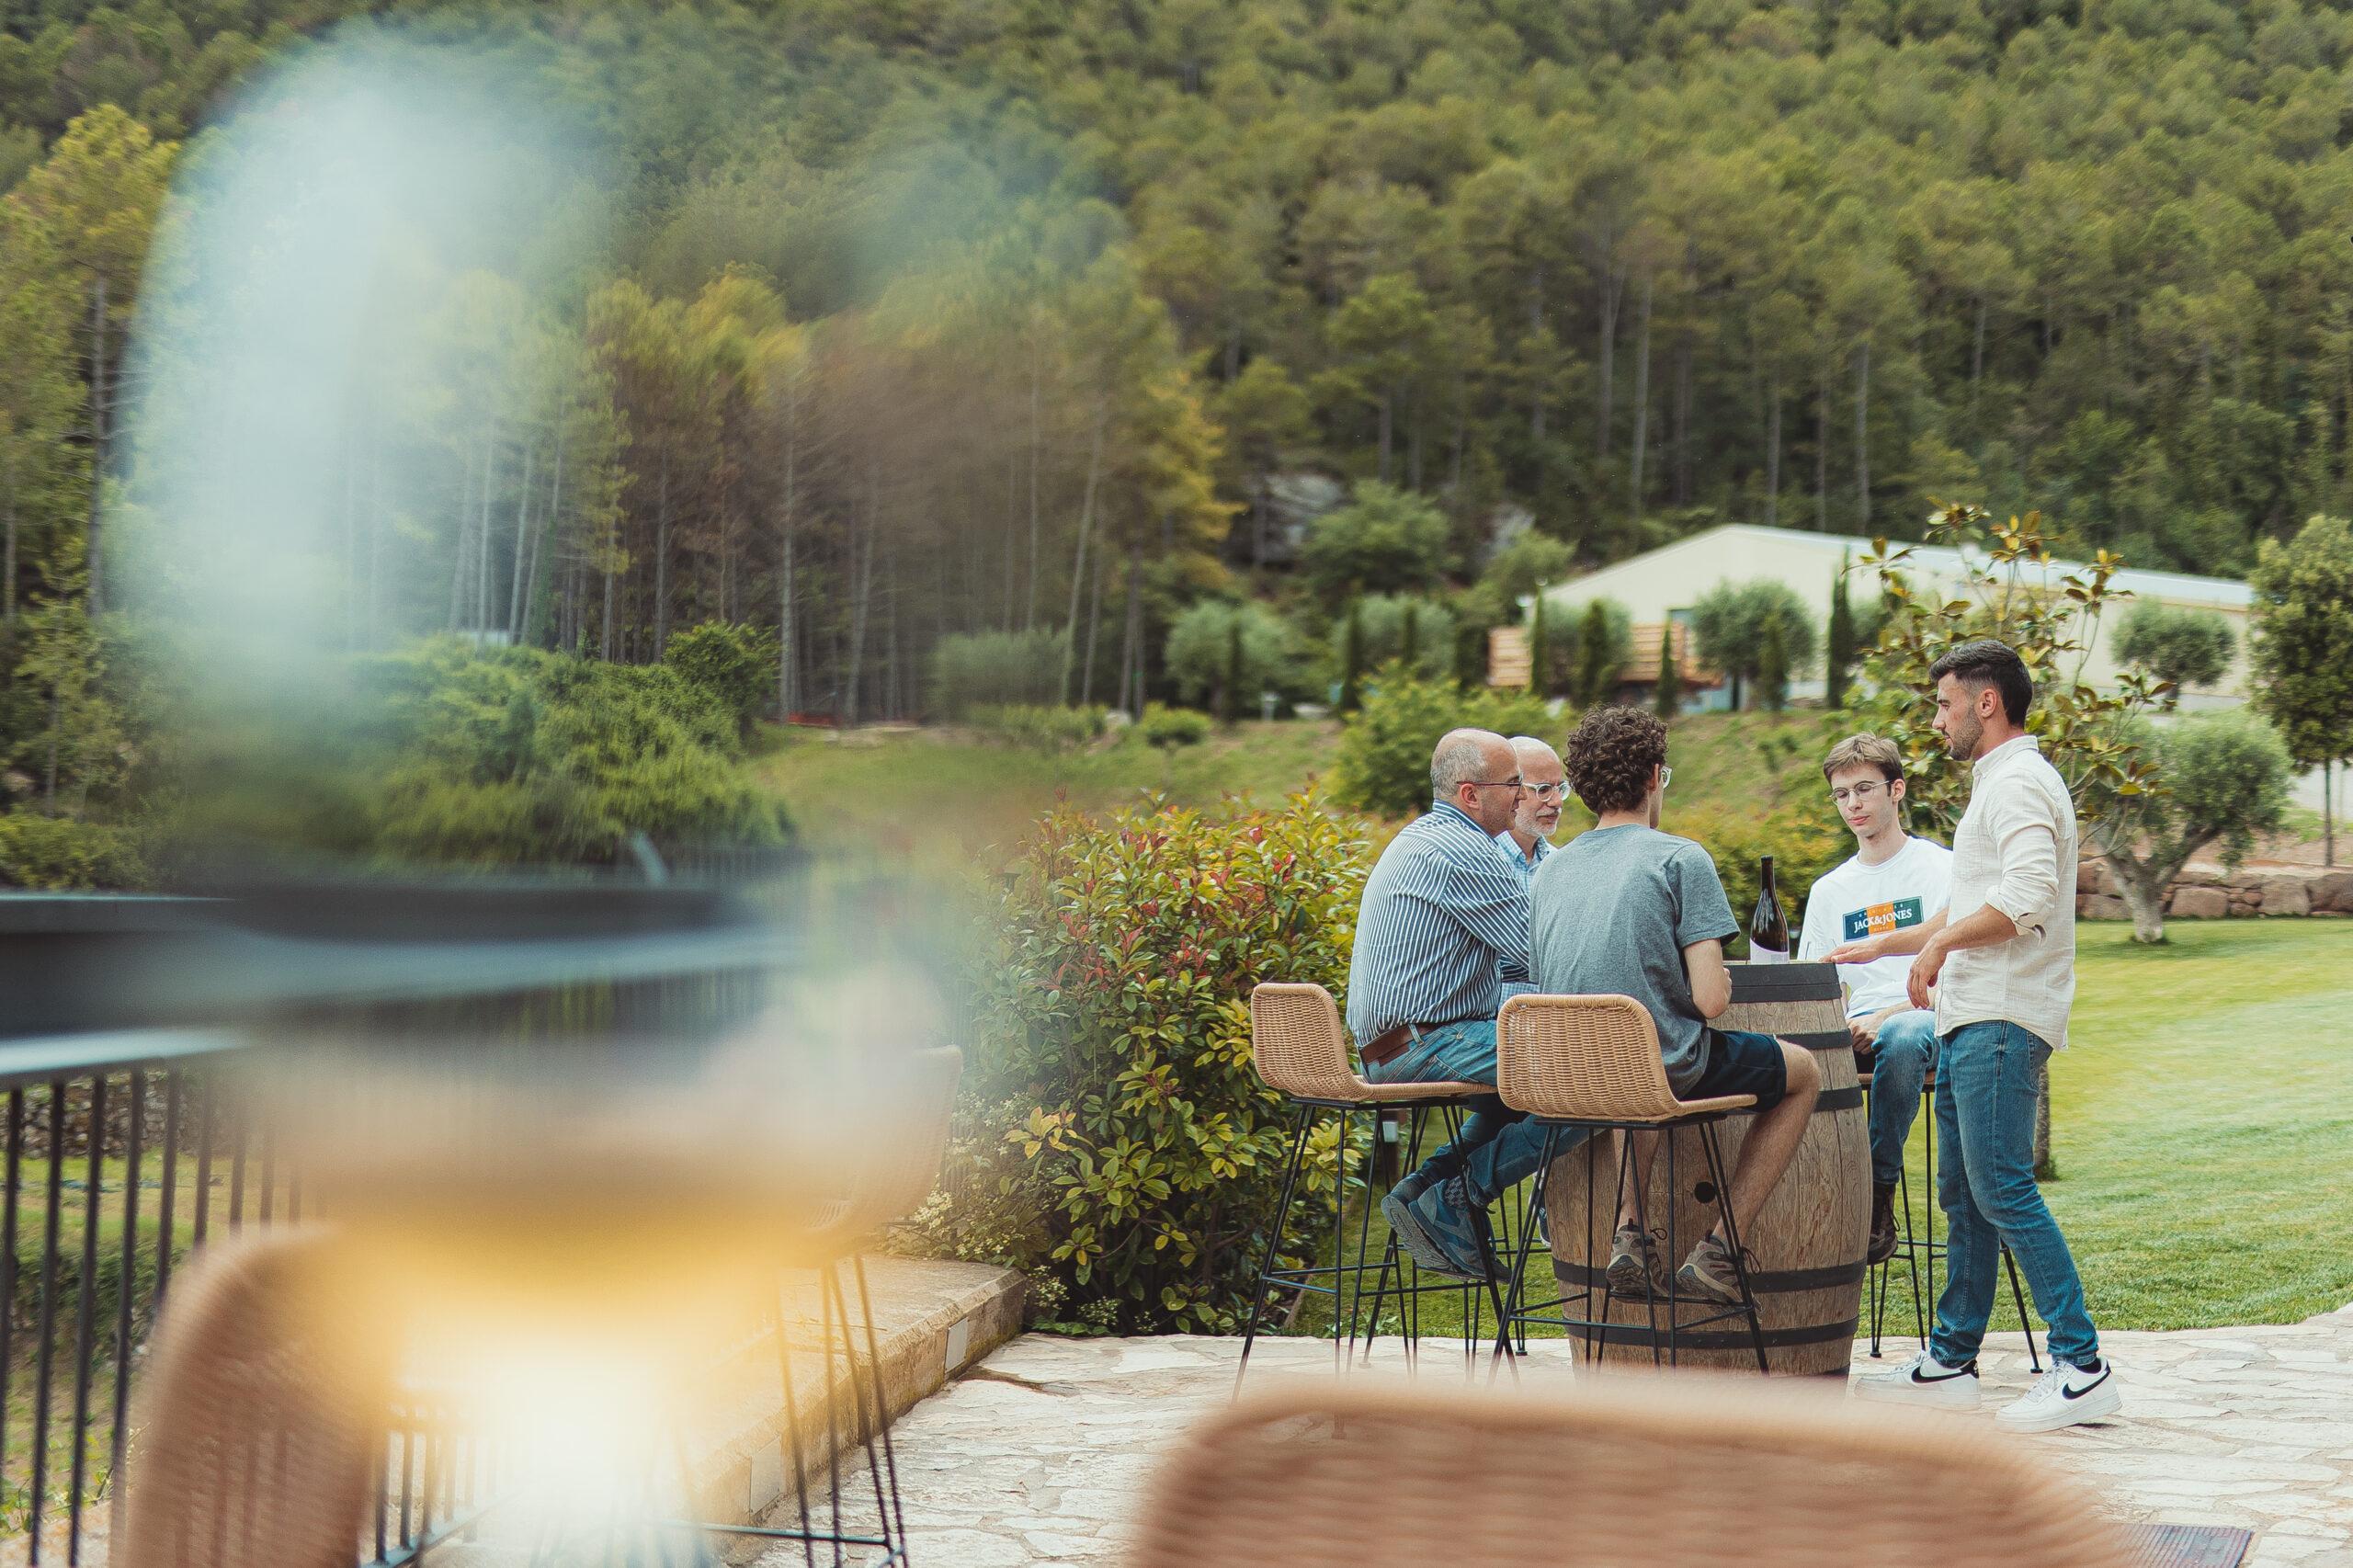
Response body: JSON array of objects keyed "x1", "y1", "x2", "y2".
[
  {"x1": 1130, "y1": 1376, "x2": 2138, "y2": 1568},
  {"x1": 117, "y1": 1230, "x2": 392, "y2": 1568}
]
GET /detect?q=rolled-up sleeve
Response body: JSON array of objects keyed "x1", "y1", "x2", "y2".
[{"x1": 1983, "y1": 783, "x2": 2061, "y2": 936}]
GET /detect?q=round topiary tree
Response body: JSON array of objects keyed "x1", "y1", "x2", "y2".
[
  {"x1": 2113, "y1": 601, "x2": 2236, "y2": 691},
  {"x1": 1165, "y1": 600, "x2": 1296, "y2": 711}
]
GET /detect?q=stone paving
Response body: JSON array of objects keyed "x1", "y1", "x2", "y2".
[{"x1": 756, "y1": 1304, "x2": 2353, "y2": 1568}]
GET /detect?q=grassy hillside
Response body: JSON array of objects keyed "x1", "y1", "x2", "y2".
[{"x1": 757, "y1": 709, "x2": 1851, "y2": 865}]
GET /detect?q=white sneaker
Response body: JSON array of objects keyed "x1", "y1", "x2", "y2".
[
  {"x1": 1852, "y1": 1350, "x2": 1983, "y2": 1409},
  {"x1": 1995, "y1": 1359, "x2": 2121, "y2": 1432}
]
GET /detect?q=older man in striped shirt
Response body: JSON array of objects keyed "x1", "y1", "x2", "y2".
[{"x1": 1350, "y1": 727, "x2": 1568, "y2": 1281}]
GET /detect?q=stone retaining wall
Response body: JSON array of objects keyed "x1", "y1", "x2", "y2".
[{"x1": 2075, "y1": 857, "x2": 2353, "y2": 920}]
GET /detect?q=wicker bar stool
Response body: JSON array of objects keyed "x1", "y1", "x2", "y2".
[
  {"x1": 1125, "y1": 1378, "x2": 2142, "y2": 1568},
  {"x1": 1240, "y1": 983, "x2": 1510, "y2": 1389},
  {"x1": 1863, "y1": 1063, "x2": 2042, "y2": 1372},
  {"x1": 117, "y1": 1229, "x2": 394, "y2": 1568},
  {"x1": 1491, "y1": 993, "x2": 1768, "y2": 1373}
]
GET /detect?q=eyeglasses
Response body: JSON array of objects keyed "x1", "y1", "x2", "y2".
[
  {"x1": 1521, "y1": 781, "x2": 1570, "y2": 800},
  {"x1": 1830, "y1": 780, "x2": 1888, "y2": 806},
  {"x1": 1465, "y1": 778, "x2": 1525, "y2": 793}
]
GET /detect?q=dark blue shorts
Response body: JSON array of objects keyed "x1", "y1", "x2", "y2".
[{"x1": 1688, "y1": 1028, "x2": 1790, "y2": 1111}]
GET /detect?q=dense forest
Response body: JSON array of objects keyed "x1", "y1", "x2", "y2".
[{"x1": 7, "y1": 0, "x2": 2353, "y2": 868}]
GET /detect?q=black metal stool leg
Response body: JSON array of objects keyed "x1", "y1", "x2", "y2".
[
  {"x1": 1234, "y1": 1103, "x2": 1313, "y2": 1397},
  {"x1": 1490, "y1": 1126, "x2": 1561, "y2": 1381},
  {"x1": 847, "y1": 1255, "x2": 909, "y2": 1556},
  {"x1": 1663, "y1": 1130, "x2": 1680, "y2": 1369},
  {"x1": 1360, "y1": 1105, "x2": 1436, "y2": 1370},
  {"x1": 1699, "y1": 1122, "x2": 1770, "y2": 1374},
  {"x1": 2004, "y1": 1246, "x2": 2043, "y2": 1372}
]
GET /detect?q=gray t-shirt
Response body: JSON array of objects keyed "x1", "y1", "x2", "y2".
[{"x1": 1529, "y1": 824, "x2": 1740, "y2": 1093}]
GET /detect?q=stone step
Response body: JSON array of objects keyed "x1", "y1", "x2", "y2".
[{"x1": 680, "y1": 1257, "x2": 1027, "y2": 1541}]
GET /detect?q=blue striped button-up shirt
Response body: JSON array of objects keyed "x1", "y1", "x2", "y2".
[
  {"x1": 1494, "y1": 830, "x2": 1554, "y2": 888},
  {"x1": 1345, "y1": 801, "x2": 1533, "y2": 1044}
]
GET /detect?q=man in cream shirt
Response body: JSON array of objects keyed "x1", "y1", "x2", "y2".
[{"x1": 1836, "y1": 640, "x2": 2120, "y2": 1433}]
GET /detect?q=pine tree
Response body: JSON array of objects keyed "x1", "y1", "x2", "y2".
[{"x1": 1826, "y1": 559, "x2": 1856, "y2": 710}]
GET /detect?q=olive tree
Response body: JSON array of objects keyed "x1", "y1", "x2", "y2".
[
  {"x1": 2113, "y1": 601, "x2": 2235, "y2": 690},
  {"x1": 2088, "y1": 710, "x2": 2291, "y2": 943},
  {"x1": 1689, "y1": 580, "x2": 1816, "y2": 710}
]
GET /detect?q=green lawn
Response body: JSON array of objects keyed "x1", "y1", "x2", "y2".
[{"x1": 1296, "y1": 920, "x2": 2353, "y2": 1343}]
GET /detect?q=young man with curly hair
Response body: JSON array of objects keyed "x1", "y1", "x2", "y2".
[{"x1": 1529, "y1": 706, "x2": 1821, "y2": 1304}]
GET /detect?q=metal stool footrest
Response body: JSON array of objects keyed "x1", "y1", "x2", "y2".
[{"x1": 1495, "y1": 1110, "x2": 1770, "y2": 1375}]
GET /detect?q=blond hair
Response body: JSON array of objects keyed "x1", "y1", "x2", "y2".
[{"x1": 1821, "y1": 733, "x2": 1904, "y2": 785}]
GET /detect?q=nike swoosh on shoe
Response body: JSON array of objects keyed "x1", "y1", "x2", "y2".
[
  {"x1": 2061, "y1": 1370, "x2": 2111, "y2": 1400},
  {"x1": 1912, "y1": 1366, "x2": 1974, "y2": 1383}
]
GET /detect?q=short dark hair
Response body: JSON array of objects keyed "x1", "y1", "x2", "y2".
[
  {"x1": 1927, "y1": 638, "x2": 2032, "y2": 726},
  {"x1": 1563, "y1": 705, "x2": 1667, "y2": 815}
]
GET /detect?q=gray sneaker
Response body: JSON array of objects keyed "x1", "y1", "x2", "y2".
[
  {"x1": 1677, "y1": 1233, "x2": 1753, "y2": 1305},
  {"x1": 1606, "y1": 1222, "x2": 1667, "y2": 1297}
]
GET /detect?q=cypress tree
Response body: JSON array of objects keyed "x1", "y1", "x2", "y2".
[
  {"x1": 1526, "y1": 594, "x2": 1548, "y2": 696},
  {"x1": 1456, "y1": 621, "x2": 1484, "y2": 686},
  {"x1": 1826, "y1": 558, "x2": 1856, "y2": 710},
  {"x1": 1221, "y1": 610, "x2": 1245, "y2": 725},
  {"x1": 1654, "y1": 622, "x2": 1684, "y2": 720},
  {"x1": 1339, "y1": 597, "x2": 1365, "y2": 712},
  {"x1": 1575, "y1": 601, "x2": 1616, "y2": 707},
  {"x1": 1758, "y1": 611, "x2": 1790, "y2": 711},
  {"x1": 1400, "y1": 599, "x2": 1420, "y2": 674}
]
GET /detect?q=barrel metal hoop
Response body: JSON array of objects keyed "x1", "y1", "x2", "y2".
[
  {"x1": 1725, "y1": 964, "x2": 1844, "y2": 1004},
  {"x1": 1554, "y1": 1314, "x2": 1862, "y2": 1350},
  {"x1": 1552, "y1": 1258, "x2": 1868, "y2": 1294}
]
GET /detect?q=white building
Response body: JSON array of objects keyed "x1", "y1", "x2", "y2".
[{"x1": 1536, "y1": 523, "x2": 2255, "y2": 709}]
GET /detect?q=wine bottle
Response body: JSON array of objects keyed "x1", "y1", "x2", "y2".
[{"x1": 1749, "y1": 855, "x2": 1790, "y2": 962}]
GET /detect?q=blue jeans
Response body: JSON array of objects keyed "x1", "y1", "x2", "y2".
[
  {"x1": 1929, "y1": 1022, "x2": 2100, "y2": 1369},
  {"x1": 1364, "y1": 1020, "x2": 1573, "y2": 1207},
  {"x1": 1865, "y1": 1009, "x2": 1938, "y2": 1187}
]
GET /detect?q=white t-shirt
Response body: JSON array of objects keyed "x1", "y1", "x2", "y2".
[{"x1": 1797, "y1": 835, "x2": 1955, "y2": 1018}]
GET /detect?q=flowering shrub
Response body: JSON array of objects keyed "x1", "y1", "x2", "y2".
[{"x1": 903, "y1": 789, "x2": 1370, "y2": 1333}]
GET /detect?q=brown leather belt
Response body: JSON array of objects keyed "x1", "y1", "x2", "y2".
[{"x1": 1363, "y1": 1021, "x2": 1440, "y2": 1067}]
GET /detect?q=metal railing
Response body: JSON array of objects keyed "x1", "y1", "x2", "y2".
[{"x1": 2, "y1": 1033, "x2": 265, "y2": 1564}]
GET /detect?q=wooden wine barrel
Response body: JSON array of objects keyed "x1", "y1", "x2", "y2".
[{"x1": 1541, "y1": 960, "x2": 1868, "y2": 1374}]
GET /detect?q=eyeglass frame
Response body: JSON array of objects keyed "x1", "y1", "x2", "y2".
[{"x1": 1828, "y1": 778, "x2": 1893, "y2": 806}]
